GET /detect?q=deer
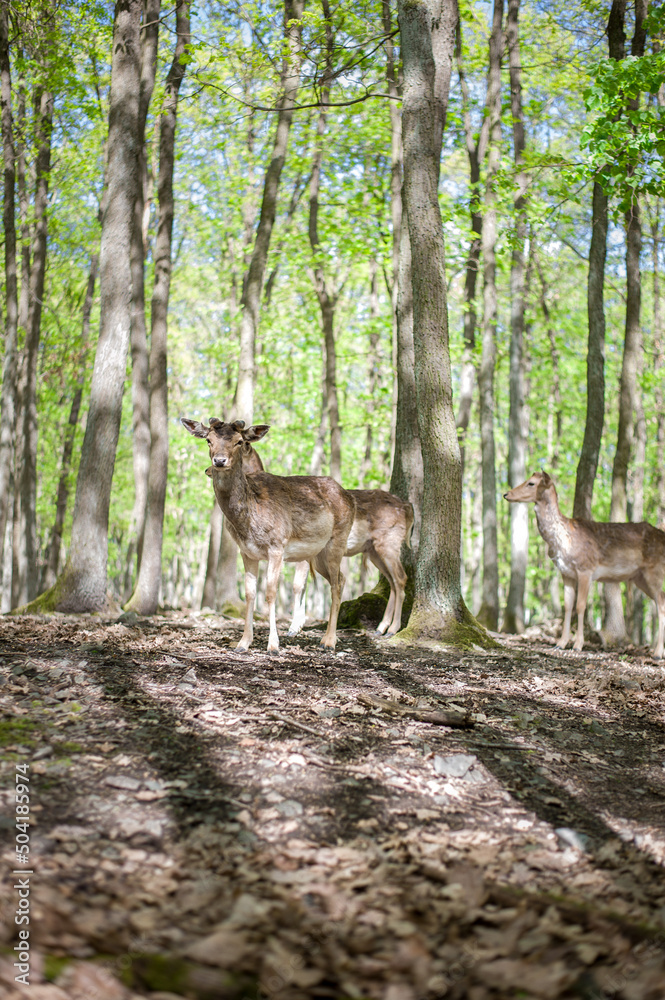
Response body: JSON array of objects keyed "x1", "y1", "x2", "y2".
[
  {"x1": 504, "y1": 471, "x2": 665, "y2": 659},
  {"x1": 288, "y1": 490, "x2": 414, "y2": 637},
  {"x1": 206, "y1": 446, "x2": 414, "y2": 637},
  {"x1": 182, "y1": 417, "x2": 355, "y2": 653}
]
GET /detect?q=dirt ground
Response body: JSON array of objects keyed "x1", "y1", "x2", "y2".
[{"x1": 1, "y1": 610, "x2": 665, "y2": 1000}]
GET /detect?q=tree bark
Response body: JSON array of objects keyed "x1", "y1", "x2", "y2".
[
  {"x1": 502, "y1": 0, "x2": 529, "y2": 634},
  {"x1": 307, "y1": 0, "x2": 341, "y2": 482},
  {"x1": 0, "y1": 0, "x2": 19, "y2": 585},
  {"x1": 233, "y1": 0, "x2": 305, "y2": 424},
  {"x1": 651, "y1": 199, "x2": 665, "y2": 524},
  {"x1": 454, "y1": 18, "x2": 491, "y2": 463},
  {"x1": 394, "y1": 0, "x2": 491, "y2": 649},
  {"x1": 604, "y1": 0, "x2": 646, "y2": 646},
  {"x1": 41, "y1": 255, "x2": 98, "y2": 590},
  {"x1": 21, "y1": 0, "x2": 142, "y2": 613},
  {"x1": 15, "y1": 82, "x2": 53, "y2": 604},
  {"x1": 383, "y1": 0, "x2": 401, "y2": 468},
  {"x1": 126, "y1": 0, "x2": 190, "y2": 615},
  {"x1": 126, "y1": 0, "x2": 161, "y2": 592},
  {"x1": 476, "y1": 0, "x2": 503, "y2": 631}
]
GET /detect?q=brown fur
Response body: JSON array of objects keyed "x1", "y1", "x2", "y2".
[
  {"x1": 290, "y1": 489, "x2": 414, "y2": 637},
  {"x1": 183, "y1": 417, "x2": 354, "y2": 652},
  {"x1": 504, "y1": 471, "x2": 665, "y2": 658}
]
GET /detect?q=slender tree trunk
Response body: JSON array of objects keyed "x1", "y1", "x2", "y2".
[
  {"x1": 386, "y1": 1, "x2": 423, "y2": 577},
  {"x1": 360, "y1": 261, "x2": 381, "y2": 485},
  {"x1": 308, "y1": 0, "x2": 341, "y2": 482},
  {"x1": 383, "y1": 0, "x2": 401, "y2": 462},
  {"x1": 652, "y1": 200, "x2": 665, "y2": 525},
  {"x1": 0, "y1": 0, "x2": 19, "y2": 585},
  {"x1": 126, "y1": 0, "x2": 190, "y2": 615},
  {"x1": 41, "y1": 255, "x2": 98, "y2": 590},
  {"x1": 573, "y1": 0, "x2": 626, "y2": 520},
  {"x1": 604, "y1": 0, "x2": 646, "y2": 646},
  {"x1": 21, "y1": 0, "x2": 142, "y2": 613},
  {"x1": 233, "y1": 0, "x2": 305, "y2": 424},
  {"x1": 502, "y1": 0, "x2": 528, "y2": 634},
  {"x1": 389, "y1": 211, "x2": 422, "y2": 566},
  {"x1": 395, "y1": 0, "x2": 490, "y2": 648},
  {"x1": 126, "y1": 0, "x2": 161, "y2": 592},
  {"x1": 454, "y1": 19, "x2": 490, "y2": 462},
  {"x1": 15, "y1": 84, "x2": 53, "y2": 604},
  {"x1": 534, "y1": 250, "x2": 562, "y2": 469},
  {"x1": 476, "y1": 0, "x2": 503, "y2": 631}
]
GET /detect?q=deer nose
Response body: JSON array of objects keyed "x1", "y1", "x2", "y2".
[{"x1": 213, "y1": 456, "x2": 228, "y2": 468}]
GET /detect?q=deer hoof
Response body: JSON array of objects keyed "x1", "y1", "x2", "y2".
[{"x1": 286, "y1": 627, "x2": 301, "y2": 637}]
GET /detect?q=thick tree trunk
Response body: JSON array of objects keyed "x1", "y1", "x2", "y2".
[
  {"x1": 502, "y1": 0, "x2": 528, "y2": 635},
  {"x1": 126, "y1": 0, "x2": 161, "y2": 591},
  {"x1": 476, "y1": 0, "x2": 503, "y2": 631},
  {"x1": 20, "y1": 0, "x2": 142, "y2": 613},
  {"x1": 233, "y1": 0, "x2": 305, "y2": 424},
  {"x1": 126, "y1": 0, "x2": 190, "y2": 615},
  {"x1": 394, "y1": 0, "x2": 491, "y2": 649},
  {"x1": 15, "y1": 84, "x2": 53, "y2": 605},
  {"x1": 604, "y1": 0, "x2": 646, "y2": 647},
  {"x1": 41, "y1": 255, "x2": 98, "y2": 590},
  {"x1": 0, "y1": 1, "x2": 19, "y2": 584}
]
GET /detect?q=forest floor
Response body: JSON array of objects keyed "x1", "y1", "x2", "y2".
[{"x1": 1, "y1": 611, "x2": 665, "y2": 1000}]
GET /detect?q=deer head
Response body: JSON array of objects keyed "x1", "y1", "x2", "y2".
[{"x1": 181, "y1": 417, "x2": 270, "y2": 470}]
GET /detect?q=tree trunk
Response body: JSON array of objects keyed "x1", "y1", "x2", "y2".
[
  {"x1": 454, "y1": 18, "x2": 491, "y2": 463},
  {"x1": 573, "y1": 0, "x2": 626, "y2": 520},
  {"x1": 125, "y1": 0, "x2": 190, "y2": 615},
  {"x1": 21, "y1": 0, "x2": 142, "y2": 613},
  {"x1": 652, "y1": 200, "x2": 665, "y2": 524},
  {"x1": 573, "y1": 182, "x2": 608, "y2": 518},
  {"x1": 389, "y1": 210, "x2": 422, "y2": 568},
  {"x1": 476, "y1": 0, "x2": 503, "y2": 631},
  {"x1": 604, "y1": 0, "x2": 646, "y2": 647},
  {"x1": 233, "y1": 0, "x2": 305, "y2": 424},
  {"x1": 502, "y1": 0, "x2": 528, "y2": 634},
  {"x1": 126, "y1": 0, "x2": 161, "y2": 592},
  {"x1": 0, "y1": 0, "x2": 19, "y2": 583},
  {"x1": 41, "y1": 255, "x2": 98, "y2": 590},
  {"x1": 382, "y1": 0, "x2": 401, "y2": 468},
  {"x1": 201, "y1": 503, "x2": 222, "y2": 610},
  {"x1": 308, "y1": 0, "x2": 341, "y2": 482},
  {"x1": 394, "y1": 0, "x2": 491, "y2": 649},
  {"x1": 15, "y1": 83, "x2": 53, "y2": 604}
]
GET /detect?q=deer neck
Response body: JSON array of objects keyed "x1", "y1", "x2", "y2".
[
  {"x1": 210, "y1": 461, "x2": 252, "y2": 530},
  {"x1": 534, "y1": 487, "x2": 571, "y2": 549}
]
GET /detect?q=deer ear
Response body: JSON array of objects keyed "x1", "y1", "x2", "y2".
[
  {"x1": 205, "y1": 466, "x2": 213, "y2": 478},
  {"x1": 181, "y1": 417, "x2": 209, "y2": 438},
  {"x1": 245, "y1": 424, "x2": 270, "y2": 442}
]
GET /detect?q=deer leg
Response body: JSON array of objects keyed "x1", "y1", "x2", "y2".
[
  {"x1": 377, "y1": 547, "x2": 407, "y2": 636},
  {"x1": 265, "y1": 550, "x2": 284, "y2": 652},
  {"x1": 633, "y1": 571, "x2": 665, "y2": 659},
  {"x1": 365, "y1": 549, "x2": 394, "y2": 635},
  {"x1": 288, "y1": 560, "x2": 310, "y2": 636},
  {"x1": 237, "y1": 556, "x2": 259, "y2": 651},
  {"x1": 315, "y1": 546, "x2": 345, "y2": 649},
  {"x1": 557, "y1": 576, "x2": 575, "y2": 648},
  {"x1": 572, "y1": 572, "x2": 592, "y2": 651},
  {"x1": 655, "y1": 592, "x2": 665, "y2": 659}
]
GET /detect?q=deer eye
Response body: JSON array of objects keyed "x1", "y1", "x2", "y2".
[
  {"x1": 234, "y1": 439, "x2": 243, "y2": 447},
  {"x1": 527, "y1": 481, "x2": 534, "y2": 486}
]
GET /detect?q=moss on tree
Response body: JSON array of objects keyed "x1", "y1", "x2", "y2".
[{"x1": 390, "y1": 596, "x2": 499, "y2": 651}]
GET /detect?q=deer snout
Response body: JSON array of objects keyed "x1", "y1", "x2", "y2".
[{"x1": 213, "y1": 455, "x2": 229, "y2": 468}]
